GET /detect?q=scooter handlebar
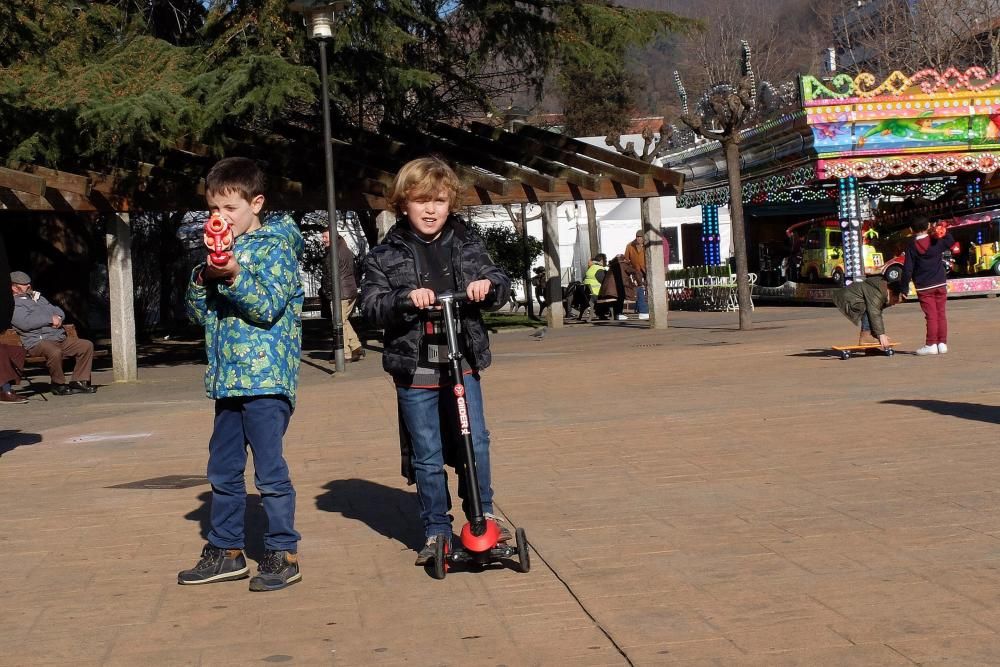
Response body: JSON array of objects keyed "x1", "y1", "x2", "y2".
[{"x1": 432, "y1": 291, "x2": 471, "y2": 306}]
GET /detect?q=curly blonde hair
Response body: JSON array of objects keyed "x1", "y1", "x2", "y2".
[{"x1": 388, "y1": 157, "x2": 462, "y2": 214}]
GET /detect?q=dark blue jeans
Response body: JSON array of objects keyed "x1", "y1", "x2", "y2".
[
  {"x1": 396, "y1": 374, "x2": 494, "y2": 540},
  {"x1": 206, "y1": 396, "x2": 300, "y2": 552}
]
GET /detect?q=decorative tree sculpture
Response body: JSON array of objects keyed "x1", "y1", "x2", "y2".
[{"x1": 678, "y1": 40, "x2": 759, "y2": 330}]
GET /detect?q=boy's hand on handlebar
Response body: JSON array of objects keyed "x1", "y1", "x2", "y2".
[
  {"x1": 409, "y1": 287, "x2": 438, "y2": 310},
  {"x1": 466, "y1": 279, "x2": 492, "y2": 302}
]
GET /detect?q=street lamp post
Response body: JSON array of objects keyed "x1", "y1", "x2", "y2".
[{"x1": 290, "y1": 0, "x2": 350, "y2": 372}]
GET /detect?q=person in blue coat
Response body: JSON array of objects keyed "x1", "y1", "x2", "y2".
[{"x1": 180, "y1": 157, "x2": 305, "y2": 592}]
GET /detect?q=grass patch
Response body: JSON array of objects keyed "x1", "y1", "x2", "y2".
[{"x1": 483, "y1": 312, "x2": 544, "y2": 330}]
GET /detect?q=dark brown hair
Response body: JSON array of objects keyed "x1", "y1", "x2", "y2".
[{"x1": 205, "y1": 157, "x2": 266, "y2": 203}]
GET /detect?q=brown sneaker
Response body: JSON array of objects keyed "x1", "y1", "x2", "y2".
[
  {"x1": 0, "y1": 390, "x2": 27, "y2": 405},
  {"x1": 350, "y1": 347, "x2": 366, "y2": 362}
]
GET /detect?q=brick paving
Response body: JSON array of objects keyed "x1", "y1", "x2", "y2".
[{"x1": 3, "y1": 298, "x2": 1000, "y2": 665}]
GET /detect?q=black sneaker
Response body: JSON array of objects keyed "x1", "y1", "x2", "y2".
[
  {"x1": 177, "y1": 544, "x2": 249, "y2": 585},
  {"x1": 68, "y1": 381, "x2": 97, "y2": 394},
  {"x1": 51, "y1": 384, "x2": 72, "y2": 396},
  {"x1": 249, "y1": 550, "x2": 301, "y2": 592},
  {"x1": 415, "y1": 534, "x2": 448, "y2": 566}
]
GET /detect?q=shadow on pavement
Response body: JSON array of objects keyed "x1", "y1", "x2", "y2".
[
  {"x1": 184, "y1": 491, "x2": 268, "y2": 561},
  {"x1": 0, "y1": 430, "x2": 42, "y2": 457},
  {"x1": 316, "y1": 479, "x2": 423, "y2": 551},
  {"x1": 881, "y1": 399, "x2": 1000, "y2": 425}
]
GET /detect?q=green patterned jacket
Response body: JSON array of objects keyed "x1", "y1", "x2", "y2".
[{"x1": 186, "y1": 213, "x2": 304, "y2": 406}]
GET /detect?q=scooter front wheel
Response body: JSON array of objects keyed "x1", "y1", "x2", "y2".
[
  {"x1": 432, "y1": 537, "x2": 447, "y2": 580},
  {"x1": 515, "y1": 527, "x2": 531, "y2": 573}
]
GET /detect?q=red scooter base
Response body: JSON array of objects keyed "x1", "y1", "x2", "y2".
[
  {"x1": 460, "y1": 518, "x2": 502, "y2": 553},
  {"x1": 429, "y1": 525, "x2": 531, "y2": 579}
]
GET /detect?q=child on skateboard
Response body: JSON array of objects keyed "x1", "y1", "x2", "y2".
[{"x1": 832, "y1": 276, "x2": 903, "y2": 349}]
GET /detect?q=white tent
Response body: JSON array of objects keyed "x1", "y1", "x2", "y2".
[{"x1": 598, "y1": 196, "x2": 732, "y2": 269}]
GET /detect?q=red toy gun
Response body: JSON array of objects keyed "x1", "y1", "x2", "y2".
[
  {"x1": 930, "y1": 220, "x2": 960, "y2": 253},
  {"x1": 203, "y1": 213, "x2": 234, "y2": 267}
]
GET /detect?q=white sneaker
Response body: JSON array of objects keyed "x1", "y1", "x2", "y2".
[
  {"x1": 616, "y1": 314, "x2": 628, "y2": 321},
  {"x1": 637, "y1": 313, "x2": 650, "y2": 320},
  {"x1": 937, "y1": 343, "x2": 948, "y2": 354},
  {"x1": 915, "y1": 344, "x2": 939, "y2": 356}
]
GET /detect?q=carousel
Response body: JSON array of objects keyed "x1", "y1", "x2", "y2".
[{"x1": 662, "y1": 67, "x2": 1000, "y2": 302}]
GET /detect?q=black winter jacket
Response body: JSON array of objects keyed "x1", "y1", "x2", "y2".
[
  {"x1": 901, "y1": 232, "x2": 954, "y2": 291},
  {"x1": 360, "y1": 216, "x2": 511, "y2": 380}
]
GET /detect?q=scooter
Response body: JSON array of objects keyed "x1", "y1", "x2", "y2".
[{"x1": 428, "y1": 291, "x2": 530, "y2": 579}]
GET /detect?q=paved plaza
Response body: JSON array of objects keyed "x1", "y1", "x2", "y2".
[{"x1": 4, "y1": 298, "x2": 1000, "y2": 665}]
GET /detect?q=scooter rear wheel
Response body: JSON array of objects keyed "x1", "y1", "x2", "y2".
[
  {"x1": 515, "y1": 527, "x2": 531, "y2": 573},
  {"x1": 432, "y1": 537, "x2": 447, "y2": 580}
]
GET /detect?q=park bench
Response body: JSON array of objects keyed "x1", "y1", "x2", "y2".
[{"x1": 1, "y1": 324, "x2": 80, "y2": 400}]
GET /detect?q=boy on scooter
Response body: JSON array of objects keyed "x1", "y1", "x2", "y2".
[{"x1": 360, "y1": 157, "x2": 512, "y2": 565}]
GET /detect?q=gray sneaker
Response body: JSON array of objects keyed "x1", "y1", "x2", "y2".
[
  {"x1": 415, "y1": 534, "x2": 448, "y2": 566},
  {"x1": 177, "y1": 544, "x2": 249, "y2": 585},
  {"x1": 249, "y1": 550, "x2": 301, "y2": 592}
]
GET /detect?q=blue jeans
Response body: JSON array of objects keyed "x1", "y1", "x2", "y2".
[
  {"x1": 396, "y1": 374, "x2": 494, "y2": 539},
  {"x1": 861, "y1": 312, "x2": 870, "y2": 332},
  {"x1": 206, "y1": 396, "x2": 300, "y2": 552}
]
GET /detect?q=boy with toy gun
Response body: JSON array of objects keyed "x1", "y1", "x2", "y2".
[{"x1": 902, "y1": 215, "x2": 955, "y2": 355}]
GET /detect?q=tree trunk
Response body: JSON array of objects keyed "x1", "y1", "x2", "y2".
[{"x1": 724, "y1": 139, "x2": 753, "y2": 330}]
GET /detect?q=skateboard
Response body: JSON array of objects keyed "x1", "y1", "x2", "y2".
[{"x1": 832, "y1": 342, "x2": 897, "y2": 360}]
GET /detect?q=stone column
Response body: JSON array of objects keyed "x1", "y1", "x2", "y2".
[
  {"x1": 540, "y1": 201, "x2": 564, "y2": 328},
  {"x1": 105, "y1": 212, "x2": 138, "y2": 382},
  {"x1": 641, "y1": 196, "x2": 668, "y2": 329},
  {"x1": 585, "y1": 199, "x2": 600, "y2": 257},
  {"x1": 375, "y1": 210, "x2": 395, "y2": 244}
]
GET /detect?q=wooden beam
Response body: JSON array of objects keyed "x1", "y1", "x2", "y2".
[
  {"x1": 379, "y1": 124, "x2": 558, "y2": 192},
  {"x1": 515, "y1": 125, "x2": 684, "y2": 190},
  {"x1": 0, "y1": 167, "x2": 45, "y2": 197},
  {"x1": 455, "y1": 166, "x2": 512, "y2": 196},
  {"x1": 467, "y1": 122, "x2": 646, "y2": 189},
  {"x1": 14, "y1": 165, "x2": 92, "y2": 196},
  {"x1": 431, "y1": 123, "x2": 606, "y2": 191}
]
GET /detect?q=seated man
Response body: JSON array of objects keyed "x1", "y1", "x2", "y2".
[{"x1": 10, "y1": 271, "x2": 97, "y2": 395}]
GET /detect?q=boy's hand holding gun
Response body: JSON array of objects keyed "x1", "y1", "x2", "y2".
[{"x1": 202, "y1": 213, "x2": 240, "y2": 282}]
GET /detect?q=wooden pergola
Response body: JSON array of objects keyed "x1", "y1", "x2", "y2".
[{"x1": 0, "y1": 123, "x2": 683, "y2": 382}]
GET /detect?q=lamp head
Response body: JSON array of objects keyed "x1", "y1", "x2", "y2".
[{"x1": 288, "y1": 1, "x2": 350, "y2": 40}]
